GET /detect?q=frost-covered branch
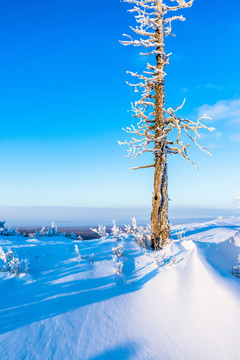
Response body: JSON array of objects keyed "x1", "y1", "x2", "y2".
[
  {"x1": 75, "y1": 245, "x2": 82, "y2": 266},
  {"x1": 74, "y1": 244, "x2": 94, "y2": 265},
  {"x1": 111, "y1": 220, "x2": 124, "y2": 241},
  {"x1": 91, "y1": 225, "x2": 108, "y2": 237},
  {"x1": 0, "y1": 220, "x2": 20, "y2": 236},
  {"x1": 112, "y1": 244, "x2": 124, "y2": 274},
  {"x1": 112, "y1": 244, "x2": 124, "y2": 257},
  {"x1": 120, "y1": 0, "x2": 214, "y2": 168},
  {"x1": 0, "y1": 247, "x2": 29, "y2": 276},
  {"x1": 34, "y1": 222, "x2": 82, "y2": 239}
]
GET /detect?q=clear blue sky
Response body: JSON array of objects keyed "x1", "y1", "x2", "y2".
[{"x1": 0, "y1": 0, "x2": 240, "y2": 210}]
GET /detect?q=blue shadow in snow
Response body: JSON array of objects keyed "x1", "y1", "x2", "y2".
[{"x1": 0, "y1": 238, "x2": 159, "y2": 335}]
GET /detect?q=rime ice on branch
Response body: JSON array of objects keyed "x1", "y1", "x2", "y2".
[
  {"x1": 119, "y1": 0, "x2": 215, "y2": 249},
  {"x1": 119, "y1": 0, "x2": 214, "y2": 165}
]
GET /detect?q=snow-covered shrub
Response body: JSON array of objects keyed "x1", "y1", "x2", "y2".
[
  {"x1": 124, "y1": 224, "x2": 131, "y2": 234},
  {"x1": 176, "y1": 229, "x2": 186, "y2": 242},
  {"x1": 91, "y1": 225, "x2": 108, "y2": 237},
  {"x1": 131, "y1": 217, "x2": 138, "y2": 234},
  {"x1": 0, "y1": 227, "x2": 20, "y2": 236},
  {"x1": 0, "y1": 220, "x2": 20, "y2": 236},
  {"x1": 75, "y1": 245, "x2": 82, "y2": 266},
  {"x1": 36, "y1": 221, "x2": 59, "y2": 237},
  {"x1": 35, "y1": 222, "x2": 82, "y2": 240},
  {"x1": 112, "y1": 244, "x2": 124, "y2": 274},
  {"x1": 70, "y1": 233, "x2": 78, "y2": 240},
  {"x1": 0, "y1": 220, "x2": 5, "y2": 228},
  {"x1": 35, "y1": 230, "x2": 41, "y2": 238},
  {"x1": 0, "y1": 247, "x2": 29, "y2": 275},
  {"x1": 39, "y1": 222, "x2": 58, "y2": 237},
  {"x1": 232, "y1": 255, "x2": 240, "y2": 278},
  {"x1": 129, "y1": 218, "x2": 151, "y2": 249},
  {"x1": 60, "y1": 231, "x2": 82, "y2": 240},
  {"x1": 49, "y1": 221, "x2": 58, "y2": 236},
  {"x1": 111, "y1": 220, "x2": 123, "y2": 241},
  {"x1": 35, "y1": 221, "x2": 59, "y2": 238},
  {"x1": 74, "y1": 245, "x2": 94, "y2": 265},
  {"x1": 113, "y1": 257, "x2": 123, "y2": 274},
  {"x1": 92, "y1": 218, "x2": 152, "y2": 248},
  {"x1": 70, "y1": 232, "x2": 82, "y2": 240},
  {"x1": 127, "y1": 218, "x2": 174, "y2": 266},
  {"x1": 112, "y1": 244, "x2": 124, "y2": 257}
]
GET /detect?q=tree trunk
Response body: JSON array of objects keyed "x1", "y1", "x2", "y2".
[
  {"x1": 151, "y1": 157, "x2": 170, "y2": 249},
  {"x1": 151, "y1": 0, "x2": 170, "y2": 249}
]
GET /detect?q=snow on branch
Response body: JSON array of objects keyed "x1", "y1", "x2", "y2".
[
  {"x1": 34, "y1": 222, "x2": 82, "y2": 240},
  {"x1": 164, "y1": 0, "x2": 194, "y2": 13},
  {"x1": 164, "y1": 100, "x2": 215, "y2": 168},
  {"x1": 91, "y1": 225, "x2": 108, "y2": 238},
  {"x1": 0, "y1": 220, "x2": 20, "y2": 236},
  {"x1": 112, "y1": 243, "x2": 124, "y2": 274},
  {"x1": 74, "y1": 244, "x2": 94, "y2": 265},
  {"x1": 111, "y1": 220, "x2": 124, "y2": 241},
  {"x1": 0, "y1": 247, "x2": 29, "y2": 276},
  {"x1": 119, "y1": 98, "x2": 215, "y2": 167},
  {"x1": 120, "y1": 0, "x2": 214, "y2": 168}
]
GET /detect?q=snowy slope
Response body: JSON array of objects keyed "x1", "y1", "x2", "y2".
[{"x1": 0, "y1": 218, "x2": 240, "y2": 360}]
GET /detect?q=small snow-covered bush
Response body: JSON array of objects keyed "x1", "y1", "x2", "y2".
[
  {"x1": 91, "y1": 225, "x2": 108, "y2": 237},
  {"x1": 0, "y1": 247, "x2": 29, "y2": 275},
  {"x1": 111, "y1": 220, "x2": 123, "y2": 241},
  {"x1": 0, "y1": 220, "x2": 20, "y2": 236},
  {"x1": 176, "y1": 229, "x2": 186, "y2": 242},
  {"x1": 113, "y1": 258, "x2": 123, "y2": 274},
  {"x1": 112, "y1": 244, "x2": 124, "y2": 257},
  {"x1": 36, "y1": 221, "x2": 59, "y2": 237},
  {"x1": 0, "y1": 227, "x2": 20, "y2": 236},
  {"x1": 129, "y1": 217, "x2": 151, "y2": 249},
  {"x1": 92, "y1": 218, "x2": 151, "y2": 247},
  {"x1": 232, "y1": 255, "x2": 240, "y2": 278},
  {"x1": 70, "y1": 232, "x2": 82, "y2": 240},
  {"x1": 124, "y1": 224, "x2": 131, "y2": 234},
  {"x1": 75, "y1": 244, "x2": 82, "y2": 266},
  {"x1": 0, "y1": 221, "x2": 5, "y2": 228},
  {"x1": 112, "y1": 257, "x2": 123, "y2": 274},
  {"x1": 74, "y1": 245, "x2": 94, "y2": 265},
  {"x1": 126, "y1": 218, "x2": 175, "y2": 266},
  {"x1": 112, "y1": 244, "x2": 124, "y2": 274},
  {"x1": 131, "y1": 217, "x2": 138, "y2": 233},
  {"x1": 35, "y1": 222, "x2": 82, "y2": 239}
]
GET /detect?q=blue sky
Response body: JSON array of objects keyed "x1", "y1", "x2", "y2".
[{"x1": 0, "y1": 0, "x2": 240, "y2": 211}]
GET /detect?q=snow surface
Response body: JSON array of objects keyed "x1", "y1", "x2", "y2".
[{"x1": 0, "y1": 217, "x2": 240, "y2": 360}]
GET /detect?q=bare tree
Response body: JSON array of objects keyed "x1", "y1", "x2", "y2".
[{"x1": 119, "y1": 0, "x2": 215, "y2": 250}]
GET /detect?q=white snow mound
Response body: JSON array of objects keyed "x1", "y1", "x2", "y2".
[{"x1": 0, "y1": 217, "x2": 240, "y2": 360}]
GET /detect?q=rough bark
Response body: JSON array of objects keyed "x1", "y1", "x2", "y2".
[
  {"x1": 120, "y1": 0, "x2": 212, "y2": 248},
  {"x1": 151, "y1": 0, "x2": 170, "y2": 249}
]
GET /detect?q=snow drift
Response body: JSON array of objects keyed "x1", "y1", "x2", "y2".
[{"x1": 0, "y1": 217, "x2": 240, "y2": 360}]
